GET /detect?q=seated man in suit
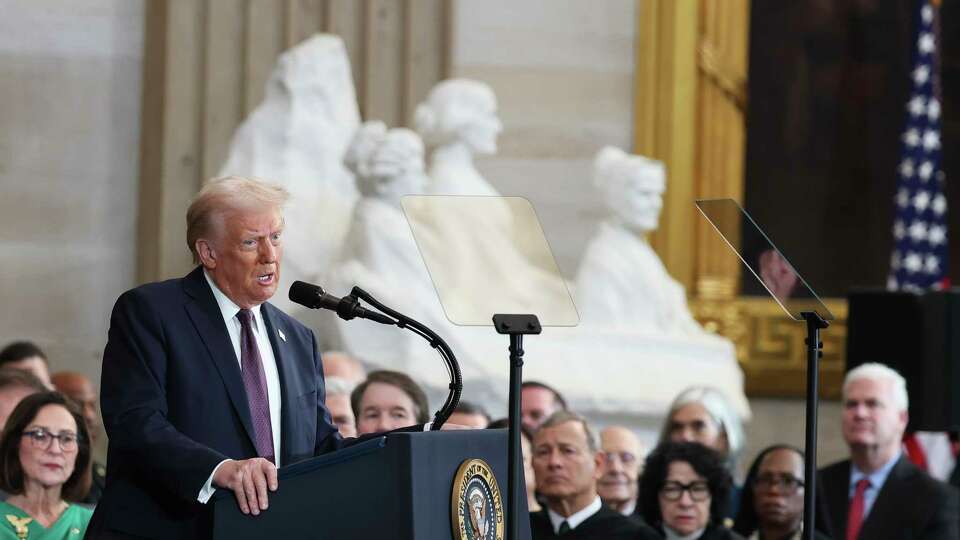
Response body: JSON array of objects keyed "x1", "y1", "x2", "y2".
[
  {"x1": 351, "y1": 369, "x2": 429, "y2": 435},
  {"x1": 529, "y1": 411, "x2": 657, "y2": 539},
  {"x1": 323, "y1": 377, "x2": 357, "y2": 438},
  {"x1": 521, "y1": 381, "x2": 567, "y2": 433},
  {"x1": 816, "y1": 363, "x2": 959, "y2": 540},
  {"x1": 88, "y1": 177, "x2": 430, "y2": 539},
  {"x1": 597, "y1": 426, "x2": 645, "y2": 519}
]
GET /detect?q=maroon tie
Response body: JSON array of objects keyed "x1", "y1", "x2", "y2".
[
  {"x1": 845, "y1": 478, "x2": 870, "y2": 540},
  {"x1": 237, "y1": 309, "x2": 275, "y2": 463}
]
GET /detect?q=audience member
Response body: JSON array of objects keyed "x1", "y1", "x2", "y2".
[
  {"x1": 50, "y1": 372, "x2": 100, "y2": 444},
  {"x1": 660, "y1": 386, "x2": 745, "y2": 520},
  {"x1": 521, "y1": 381, "x2": 567, "y2": 433},
  {"x1": 324, "y1": 377, "x2": 357, "y2": 438},
  {"x1": 529, "y1": 411, "x2": 656, "y2": 539},
  {"x1": 0, "y1": 392, "x2": 93, "y2": 538},
  {"x1": 448, "y1": 401, "x2": 490, "y2": 429},
  {"x1": 489, "y1": 418, "x2": 541, "y2": 512},
  {"x1": 639, "y1": 441, "x2": 743, "y2": 540},
  {"x1": 598, "y1": 426, "x2": 645, "y2": 519},
  {"x1": 733, "y1": 445, "x2": 828, "y2": 540},
  {"x1": 51, "y1": 371, "x2": 105, "y2": 506},
  {"x1": 0, "y1": 369, "x2": 48, "y2": 430},
  {"x1": 321, "y1": 350, "x2": 366, "y2": 385},
  {"x1": 816, "y1": 363, "x2": 959, "y2": 540},
  {"x1": 0, "y1": 341, "x2": 53, "y2": 389},
  {"x1": 351, "y1": 370, "x2": 429, "y2": 435}
]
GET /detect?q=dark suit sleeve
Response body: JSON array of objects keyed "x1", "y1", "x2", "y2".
[
  {"x1": 923, "y1": 482, "x2": 960, "y2": 540},
  {"x1": 311, "y1": 335, "x2": 345, "y2": 455},
  {"x1": 100, "y1": 290, "x2": 228, "y2": 503}
]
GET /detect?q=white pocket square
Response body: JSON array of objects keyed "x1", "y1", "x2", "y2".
[{"x1": 278, "y1": 328, "x2": 286, "y2": 342}]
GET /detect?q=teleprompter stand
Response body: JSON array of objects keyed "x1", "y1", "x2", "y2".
[
  {"x1": 697, "y1": 198, "x2": 835, "y2": 540},
  {"x1": 801, "y1": 311, "x2": 828, "y2": 540},
  {"x1": 493, "y1": 314, "x2": 542, "y2": 540}
]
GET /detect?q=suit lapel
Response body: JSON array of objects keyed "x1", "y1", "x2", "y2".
[
  {"x1": 822, "y1": 461, "x2": 851, "y2": 538},
  {"x1": 260, "y1": 303, "x2": 296, "y2": 465},
  {"x1": 858, "y1": 456, "x2": 910, "y2": 539},
  {"x1": 181, "y1": 267, "x2": 258, "y2": 451}
]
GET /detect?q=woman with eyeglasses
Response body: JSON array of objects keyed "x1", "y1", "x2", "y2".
[
  {"x1": 0, "y1": 392, "x2": 92, "y2": 539},
  {"x1": 732, "y1": 445, "x2": 829, "y2": 540},
  {"x1": 639, "y1": 441, "x2": 745, "y2": 540}
]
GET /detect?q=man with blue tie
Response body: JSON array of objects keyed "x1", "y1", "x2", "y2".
[
  {"x1": 86, "y1": 177, "x2": 422, "y2": 539},
  {"x1": 816, "y1": 363, "x2": 958, "y2": 540}
]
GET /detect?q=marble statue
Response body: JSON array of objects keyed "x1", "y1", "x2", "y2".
[
  {"x1": 324, "y1": 123, "x2": 501, "y2": 389},
  {"x1": 415, "y1": 78, "x2": 503, "y2": 196},
  {"x1": 575, "y1": 147, "x2": 707, "y2": 336},
  {"x1": 218, "y1": 34, "x2": 360, "y2": 312},
  {"x1": 217, "y1": 46, "x2": 749, "y2": 422}
]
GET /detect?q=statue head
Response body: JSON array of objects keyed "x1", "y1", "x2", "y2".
[
  {"x1": 414, "y1": 78, "x2": 502, "y2": 155},
  {"x1": 344, "y1": 121, "x2": 426, "y2": 205},
  {"x1": 593, "y1": 146, "x2": 666, "y2": 234}
]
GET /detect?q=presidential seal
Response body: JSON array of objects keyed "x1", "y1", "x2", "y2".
[{"x1": 451, "y1": 458, "x2": 504, "y2": 540}]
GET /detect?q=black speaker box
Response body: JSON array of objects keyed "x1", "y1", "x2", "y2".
[{"x1": 846, "y1": 289, "x2": 960, "y2": 431}]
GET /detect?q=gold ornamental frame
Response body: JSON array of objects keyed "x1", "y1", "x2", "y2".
[{"x1": 634, "y1": 0, "x2": 845, "y2": 398}]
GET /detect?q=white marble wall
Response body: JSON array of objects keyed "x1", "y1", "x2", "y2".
[
  {"x1": 0, "y1": 1, "x2": 144, "y2": 391},
  {"x1": 451, "y1": 0, "x2": 636, "y2": 277}
]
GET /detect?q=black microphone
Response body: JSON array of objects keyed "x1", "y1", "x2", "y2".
[{"x1": 289, "y1": 281, "x2": 394, "y2": 325}]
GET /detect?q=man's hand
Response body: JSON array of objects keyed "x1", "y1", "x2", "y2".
[{"x1": 213, "y1": 458, "x2": 278, "y2": 515}]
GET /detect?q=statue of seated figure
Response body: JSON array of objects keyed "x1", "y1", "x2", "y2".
[{"x1": 575, "y1": 147, "x2": 709, "y2": 337}]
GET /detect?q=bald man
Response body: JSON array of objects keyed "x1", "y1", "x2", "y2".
[
  {"x1": 597, "y1": 426, "x2": 645, "y2": 517},
  {"x1": 321, "y1": 351, "x2": 366, "y2": 385},
  {"x1": 51, "y1": 371, "x2": 101, "y2": 441}
]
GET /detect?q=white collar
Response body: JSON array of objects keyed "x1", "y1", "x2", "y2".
[
  {"x1": 203, "y1": 270, "x2": 264, "y2": 326},
  {"x1": 664, "y1": 526, "x2": 706, "y2": 540},
  {"x1": 547, "y1": 496, "x2": 602, "y2": 534}
]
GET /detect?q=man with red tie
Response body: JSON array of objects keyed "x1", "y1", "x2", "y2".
[
  {"x1": 816, "y1": 363, "x2": 958, "y2": 540},
  {"x1": 86, "y1": 177, "x2": 426, "y2": 539}
]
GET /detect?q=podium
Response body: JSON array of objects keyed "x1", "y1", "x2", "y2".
[
  {"x1": 213, "y1": 429, "x2": 531, "y2": 539},
  {"x1": 847, "y1": 289, "x2": 960, "y2": 431}
]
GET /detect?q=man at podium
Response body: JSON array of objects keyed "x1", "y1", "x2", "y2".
[{"x1": 86, "y1": 177, "x2": 427, "y2": 539}]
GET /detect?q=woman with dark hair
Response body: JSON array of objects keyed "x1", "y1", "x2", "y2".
[
  {"x1": 639, "y1": 441, "x2": 744, "y2": 540},
  {"x1": 732, "y1": 445, "x2": 828, "y2": 540},
  {"x1": 0, "y1": 392, "x2": 92, "y2": 539}
]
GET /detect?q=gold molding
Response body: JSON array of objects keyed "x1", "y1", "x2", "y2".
[{"x1": 635, "y1": 0, "x2": 845, "y2": 398}]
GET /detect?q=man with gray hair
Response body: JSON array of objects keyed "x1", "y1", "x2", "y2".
[
  {"x1": 324, "y1": 377, "x2": 357, "y2": 438},
  {"x1": 89, "y1": 177, "x2": 428, "y2": 540},
  {"x1": 529, "y1": 411, "x2": 656, "y2": 539},
  {"x1": 816, "y1": 362, "x2": 959, "y2": 540}
]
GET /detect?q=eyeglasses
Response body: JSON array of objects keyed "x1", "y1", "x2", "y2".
[
  {"x1": 603, "y1": 451, "x2": 637, "y2": 465},
  {"x1": 660, "y1": 481, "x2": 711, "y2": 502},
  {"x1": 753, "y1": 473, "x2": 804, "y2": 493},
  {"x1": 21, "y1": 428, "x2": 80, "y2": 452}
]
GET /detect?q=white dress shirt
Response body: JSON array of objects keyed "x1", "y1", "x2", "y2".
[
  {"x1": 197, "y1": 271, "x2": 284, "y2": 503},
  {"x1": 547, "y1": 496, "x2": 603, "y2": 533}
]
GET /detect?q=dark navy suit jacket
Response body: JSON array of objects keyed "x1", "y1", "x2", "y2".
[
  {"x1": 87, "y1": 267, "x2": 348, "y2": 539},
  {"x1": 816, "y1": 456, "x2": 960, "y2": 540}
]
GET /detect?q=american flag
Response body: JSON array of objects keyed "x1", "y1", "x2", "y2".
[{"x1": 887, "y1": 0, "x2": 948, "y2": 292}]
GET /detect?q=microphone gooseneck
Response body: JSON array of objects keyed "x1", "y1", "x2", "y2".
[{"x1": 288, "y1": 281, "x2": 462, "y2": 429}]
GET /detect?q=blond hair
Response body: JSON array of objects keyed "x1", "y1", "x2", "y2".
[{"x1": 185, "y1": 176, "x2": 289, "y2": 263}]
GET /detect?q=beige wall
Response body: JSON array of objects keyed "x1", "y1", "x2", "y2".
[
  {"x1": 451, "y1": 0, "x2": 637, "y2": 276},
  {"x1": 0, "y1": 1, "x2": 145, "y2": 386}
]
